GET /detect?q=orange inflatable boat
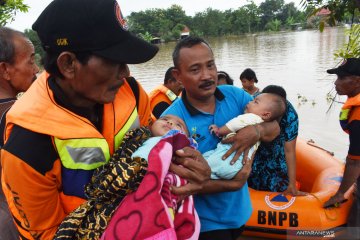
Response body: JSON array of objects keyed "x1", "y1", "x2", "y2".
[{"x1": 243, "y1": 138, "x2": 354, "y2": 239}]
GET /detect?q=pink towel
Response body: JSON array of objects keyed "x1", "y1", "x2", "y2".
[{"x1": 101, "y1": 131, "x2": 200, "y2": 240}]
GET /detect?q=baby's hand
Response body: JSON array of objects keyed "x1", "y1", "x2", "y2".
[{"x1": 209, "y1": 125, "x2": 219, "y2": 136}]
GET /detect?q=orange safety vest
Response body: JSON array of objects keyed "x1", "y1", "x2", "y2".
[
  {"x1": 1, "y1": 72, "x2": 151, "y2": 239},
  {"x1": 149, "y1": 84, "x2": 177, "y2": 119}
]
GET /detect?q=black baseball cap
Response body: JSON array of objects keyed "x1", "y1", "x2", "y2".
[
  {"x1": 327, "y1": 58, "x2": 360, "y2": 77},
  {"x1": 32, "y1": 0, "x2": 158, "y2": 64}
]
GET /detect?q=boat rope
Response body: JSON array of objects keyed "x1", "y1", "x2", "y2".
[
  {"x1": 306, "y1": 139, "x2": 335, "y2": 156},
  {"x1": 308, "y1": 193, "x2": 339, "y2": 221}
]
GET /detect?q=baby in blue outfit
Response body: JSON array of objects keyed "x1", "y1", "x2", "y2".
[
  {"x1": 207, "y1": 93, "x2": 286, "y2": 179},
  {"x1": 132, "y1": 114, "x2": 197, "y2": 159}
]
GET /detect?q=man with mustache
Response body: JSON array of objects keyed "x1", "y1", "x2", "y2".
[
  {"x1": 163, "y1": 36, "x2": 279, "y2": 240},
  {"x1": 0, "y1": 1, "x2": 210, "y2": 239},
  {"x1": 0, "y1": 26, "x2": 39, "y2": 239}
]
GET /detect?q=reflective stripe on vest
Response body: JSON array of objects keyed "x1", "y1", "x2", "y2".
[
  {"x1": 54, "y1": 137, "x2": 111, "y2": 170},
  {"x1": 114, "y1": 107, "x2": 140, "y2": 149},
  {"x1": 55, "y1": 107, "x2": 139, "y2": 171},
  {"x1": 165, "y1": 89, "x2": 177, "y2": 102}
]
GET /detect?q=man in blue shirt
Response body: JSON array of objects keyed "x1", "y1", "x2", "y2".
[{"x1": 163, "y1": 36, "x2": 279, "y2": 240}]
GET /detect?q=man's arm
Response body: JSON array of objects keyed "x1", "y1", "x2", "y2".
[
  {"x1": 222, "y1": 120, "x2": 280, "y2": 164},
  {"x1": 169, "y1": 147, "x2": 211, "y2": 196}
]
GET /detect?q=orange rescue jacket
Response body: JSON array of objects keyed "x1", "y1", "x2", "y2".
[
  {"x1": 1, "y1": 72, "x2": 151, "y2": 239},
  {"x1": 149, "y1": 84, "x2": 177, "y2": 119}
]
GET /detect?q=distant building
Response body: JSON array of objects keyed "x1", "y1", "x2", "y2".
[
  {"x1": 316, "y1": 8, "x2": 331, "y2": 16},
  {"x1": 307, "y1": 8, "x2": 332, "y2": 28}
]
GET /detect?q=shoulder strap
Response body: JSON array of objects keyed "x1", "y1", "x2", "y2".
[{"x1": 126, "y1": 77, "x2": 139, "y2": 110}]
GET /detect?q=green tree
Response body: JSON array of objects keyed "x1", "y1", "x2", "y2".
[
  {"x1": 24, "y1": 29, "x2": 44, "y2": 57},
  {"x1": 192, "y1": 8, "x2": 225, "y2": 37},
  {"x1": 243, "y1": 1, "x2": 261, "y2": 33},
  {"x1": 164, "y1": 5, "x2": 190, "y2": 30},
  {"x1": 0, "y1": 0, "x2": 29, "y2": 26},
  {"x1": 231, "y1": 8, "x2": 252, "y2": 34},
  {"x1": 278, "y1": 2, "x2": 303, "y2": 23},
  {"x1": 334, "y1": 24, "x2": 360, "y2": 58},
  {"x1": 259, "y1": 0, "x2": 285, "y2": 29},
  {"x1": 127, "y1": 5, "x2": 189, "y2": 41},
  {"x1": 265, "y1": 18, "x2": 282, "y2": 31},
  {"x1": 138, "y1": 31, "x2": 153, "y2": 42},
  {"x1": 24, "y1": 29, "x2": 45, "y2": 67}
]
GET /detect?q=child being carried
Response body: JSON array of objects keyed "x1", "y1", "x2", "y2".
[{"x1": 207, "y1": 93, "x2": 286, "y2": 179}]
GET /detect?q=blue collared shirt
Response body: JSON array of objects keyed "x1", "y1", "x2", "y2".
[{"x1": 163, "y1": 85, "x2": 253, "y2": 232}]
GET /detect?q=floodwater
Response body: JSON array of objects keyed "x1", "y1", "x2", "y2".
[{"x1": 128, "y1": 27, "x2": 349, "y2": 160}]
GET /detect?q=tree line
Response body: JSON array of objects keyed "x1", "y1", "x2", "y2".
[
  {"x1": 3, "y1": 0, "x2": 358, "y2": 64},
  {"x1": 127, "y1": 0, "x2": 309, "y2": 42}
]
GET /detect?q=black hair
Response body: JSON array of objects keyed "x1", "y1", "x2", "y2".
[
  {"x1": 265, "y1": 93, "x2": 287, "y2": 122},
  {"x1": 262, "y1": 85, "x2": 287, "y2": 99},
  {"x1": 42, "y1": 51, "x2": 92, "y2": 79},
  {"x1": 217, "y1": 71, "x2": 234, "y2": 85},
  {"x1": 261, "y1": 85, "x2": 287, "y2": 122},
  {"x1": 172, "y1": 36, "x2": 212, "y2": 68},
  {"x1": 240, "y1": 68, "x2": 258, "y2": 83},
  {"x1": 0, "y1": 27, "x2": 26, "y2": 64},
  {"x1": 163, "y1": 66, "x2": 175, "y2": 84}
]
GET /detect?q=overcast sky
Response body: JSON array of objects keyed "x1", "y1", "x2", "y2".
[{"x1": 6, "y1": 0, "x2": 302, "y2": 31}]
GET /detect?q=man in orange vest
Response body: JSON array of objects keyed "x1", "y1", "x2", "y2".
[
  {"x1": 149, "y1": 66, "x2": 183, "y2": 119},
  {"x1": 0, "y1": 0, "x2": 210, "y2": 239},
  {"x1": 0, "y1": 26, "x2": 39, "y2": 240}
]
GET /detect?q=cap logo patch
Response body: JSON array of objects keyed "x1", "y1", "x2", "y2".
[
  {"x1": 115, "y1": 2, "x2": 128, "y2": 30},
  {"x1": 56, "y1": 38, "x2": 68, "y2": 46}
]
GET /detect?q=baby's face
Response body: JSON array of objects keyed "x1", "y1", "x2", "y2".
[
  {"x1": 151, "y1": 115, "x2": 188, "y2": 136},
  {"x1": 244, "y1": 93, "x2": 272, "y2": 117}
]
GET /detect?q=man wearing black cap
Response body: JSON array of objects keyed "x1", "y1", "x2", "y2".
[
  {"x1": 0, "y1": 0, "x2": 210, "y2": 238},
  {"x1": 324, "y1": 58, "x2": 360, "y2": 237}
]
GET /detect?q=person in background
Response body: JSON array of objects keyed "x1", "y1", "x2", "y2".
[
  {"x1": 0, "y1": 27, "x2": 39, "y2": 146},
  {"x1": 0, "y1": 26, "x2": 39, "y2": 240},
  {"x1": 323, "y1": 58, "x2": 360, "y2": 238},
  {"x1": 149, "y1": 66, "x2": 183, "y2": 119},
  {"x1": 163, "y1": 36, "x2": 279, "y2": 240},
  {"x1": 240, "y1": 68, "x2": 260, "y2": 96},
  {"x1": 248, "y1": 85, "x2": 306, "y2": 196},
  {"x1": 217, "y1": 71, "x2": 234, "y2": 85},
  {"x1": 0, "y1": 0, "x2": 210, "y2": 239}
]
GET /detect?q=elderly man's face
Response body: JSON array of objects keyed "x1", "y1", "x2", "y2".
[
  {"x1": 69, "y1": 55, "x2": 129, "y2": 105},
  {"x1": 173, "y1": 43, "x2": 217, "y2": 101},
  {"x1": 335, "y1": 75, "x2": 360, "y2": 97},
  {"x1": 6, "y1": 35, "x2": 39, "y2": 93}
]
